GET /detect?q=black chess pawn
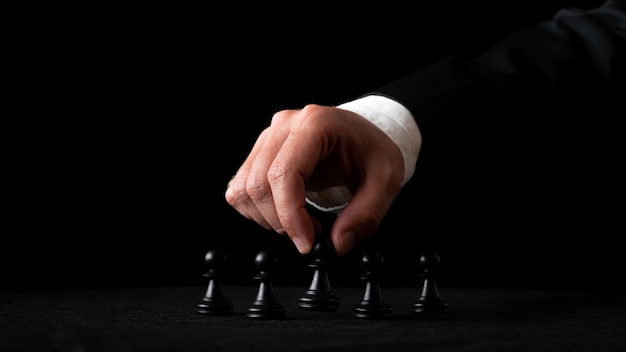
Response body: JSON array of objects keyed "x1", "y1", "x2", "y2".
[
  {"x1": 353, "y1": 252, "x2": 392, "y2": 319},
  {"x1": 297, "y1": 236, "x2": 341, "y2": 312},
  {"x1": 412, "y1": 252, "x2": 448, "y2": 313},
  {"x1": 246, "y1": 250, "x2": 287, "y2": 320},
  {"x1": 196, "y1": 249, "x2": 234, "y2": 315}
]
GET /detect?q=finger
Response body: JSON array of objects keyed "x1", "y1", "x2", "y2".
[
  {"x1": 329, "y1": 162, "x2": 403, "y2": 256},
  {"x1": 268, "y1": 113, "x2": 332, "y2": 254},
  {"x1": 245, "y1": 116, "x2": 294, "y2": 235},
  {"x1": 225, "y1": 129, "x2": 274, "y2": 230}
]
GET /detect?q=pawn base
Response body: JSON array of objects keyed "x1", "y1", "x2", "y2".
[
  {"x1": 412, "y1": 297, "x2": 448, "y2": 313},
  {"x1": 297, "y1": 291, "x2": 341, "y2": 312},
  {"x1": 196, "y1": 297, "x2": 234, "y2": 315},
  {"x1": 246, "y1": 300, "x2": 286, "y2": 320},
  {"x1": 353, "y1": 300, "x2": 392, "y2": 319}
]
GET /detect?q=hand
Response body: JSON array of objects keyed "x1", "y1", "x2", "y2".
[{"x1": 225, "y1": 104, "x2": 405, "y2": 256}]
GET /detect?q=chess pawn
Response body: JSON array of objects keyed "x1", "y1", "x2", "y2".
[
  {"x1": 246, "y1": 250, "x2": 287, "y2": 319},
  {"x1": 297, "y1": 236, "x2": 341, "y2": 312},
  {"x1": 353, "y1": 252, "x2": 392, "y2": 319},
  {"x1": 412, "y1": 252, "x2": 448, "y2": 313},
  {"x1": 196, "y1": 249, "x2": 234, "y2": 315}
]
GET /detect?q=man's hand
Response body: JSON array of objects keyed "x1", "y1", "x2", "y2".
[{"x1": 225, "y1": 104, "x2": 404, "y2": 256}]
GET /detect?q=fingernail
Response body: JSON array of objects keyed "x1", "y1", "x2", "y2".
[
  {"x1": 338, "y1": 231, "x2": 356, "y2": 256},
  {"x1": 291, "y1": 235, "x2": 311, "y2": 254}
]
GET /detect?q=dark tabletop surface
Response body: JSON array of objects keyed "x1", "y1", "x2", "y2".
[{"x1": 1, "y1": 285, "x2": 625, "y2": 352}]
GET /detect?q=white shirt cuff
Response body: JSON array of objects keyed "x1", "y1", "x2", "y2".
[{"x1": 305, "y1": 95, "x2": 422, "y2": 212}]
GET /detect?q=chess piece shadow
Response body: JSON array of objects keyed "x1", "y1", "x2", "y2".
[
  {"x1": 412, "y1": 252, "x2": 448, "y2": 313},
  {"x1": 196, "y1": 249, "x2": 234, "y2": 315},
  {"x1": 246, "y1": 250, "x2": 287, "y2": 319},
  {"x1": 297, "y1": 236, "x2": 341, "y2": 312},
  {"x1": 353, "y1": 252, "x2": 392, "y2": 319}
]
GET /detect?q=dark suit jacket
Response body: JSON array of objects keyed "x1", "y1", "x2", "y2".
[{"x1": 366, "y1": 0, "x2": 626, "y2": 288}]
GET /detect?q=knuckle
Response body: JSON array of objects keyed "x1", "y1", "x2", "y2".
[
  {"x1": 266, "y1": 164, "x2": 288, "y2": 185},
  {"x1": 300, "y1": 103, "x2": 324, "y2": 116},
  {"x1": 270, "y1": 109, "x2": 291, "y2": 125},
  {"x1": 245, "y1": 174, "x2": 271, "y2": 200},
  {"x1": 224, "y1": 179, "x2": 246, "y2": 206}
]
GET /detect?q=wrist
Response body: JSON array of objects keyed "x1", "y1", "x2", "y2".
[{"x1": 338, "y1": 94, "x2": 421, "y2": 186}]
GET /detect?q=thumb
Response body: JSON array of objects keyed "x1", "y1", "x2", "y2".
[{"x1": 329, "y1": 176, "x2": 400, "y2": 256}]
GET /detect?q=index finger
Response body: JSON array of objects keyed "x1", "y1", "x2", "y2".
[{"x1": 267, "y1": 122, "x2": 330, "y2": 254}]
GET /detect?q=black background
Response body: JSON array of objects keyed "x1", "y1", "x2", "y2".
[{"x1": 5, "y1": 0, "x2": 619, "y2": 292}]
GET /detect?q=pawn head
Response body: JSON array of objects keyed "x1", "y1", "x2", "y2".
[
  {"x1": 418, "y1": 252, "x2": 441, "y2": 271},
  {"x1": 361, "y1": 252, "x2": 384, "y2": 271},
  {"x1": 204, "y1": 249, "x2": 227, "y2": 270},
  {"x1": 312, "y1": 237, "x2": 336, "y2": 260},
  {"x1": 254, "y1": 250, "x2": 278, "y2": 272}
]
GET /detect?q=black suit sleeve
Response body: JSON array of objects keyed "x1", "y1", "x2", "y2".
[
  {"x1": 373, "y1": 0, "x2": 625, "y2": 175},
  {"x1": 368, "y1": 0, "x2": 625, "y2": 247}
]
